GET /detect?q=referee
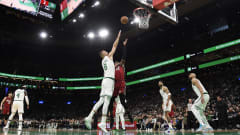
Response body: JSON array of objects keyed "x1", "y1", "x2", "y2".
[{"x1": 187, "y1": 99, "x2": 194, "y2": 130}]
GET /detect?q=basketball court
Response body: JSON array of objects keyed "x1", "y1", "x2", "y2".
[{"x1": 1, "y1": 129, "x2": 240, "y2": 135}]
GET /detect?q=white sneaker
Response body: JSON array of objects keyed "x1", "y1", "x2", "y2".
[
  {"x1": 164, "y1": 127, "x2": 175, "y2": 134},
  {"x1": 196, "y1": 125, "x2": 205, "y2": 132},
  {"x1": 84, "y1": 117, "x2": 92, "y2": 130},
  {"x1": 203, "y1": 126, "x2": 214, "y2": 132},
  {"x1": 98, "y1": 122, "x2": 108, "y2": 133}
]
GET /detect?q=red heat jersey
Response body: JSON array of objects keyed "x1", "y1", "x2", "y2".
[
  {"x1": 113, "y1": 65, "x2": 126, "y2": 96},
  {"x1": 2, "y1": 97, "x2": 11, "y2": 115},
  {"x1": 115, "y1": 65, "x2": 125, "y2": 81},
  {"x1": 3, "y1": 97, "x2": 11, "y2": 108}
]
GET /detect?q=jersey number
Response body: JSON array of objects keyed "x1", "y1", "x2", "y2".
[
  {"x1": 16, "y1": 93, "x2": 20, "y2": 99},
  {"x1": 104, "y1": 63, "x2": 107, "y2": 70}
]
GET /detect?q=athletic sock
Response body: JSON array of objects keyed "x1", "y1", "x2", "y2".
[
  {"x1": 88, "y1": 110, "x2": 95, "y2": 119},
  {"x1": 19, "y1": 121, "x2": 23, "y2": 129},
  {"x1": 168, "y1": 122, "x2": 173, "y2": 129},
  {"x1": 5, "y1": 121, "x2": 11, "y2": 128},
  {"x1": 101, "y1": 115, "x2": 107, "y2": 124},
  {"x1": 88, "y1": 97, "x2": 104, "y2": 119}
]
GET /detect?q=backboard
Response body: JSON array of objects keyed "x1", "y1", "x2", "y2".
[{"x1": 130, "y1": 0, "x2": 178, "y2": 25}]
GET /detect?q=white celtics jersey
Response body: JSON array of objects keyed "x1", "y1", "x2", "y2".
[
  {"x1": 102, "y1": 56, "x2": 115, "y2": 78},
  {"x1": 192, "y1": 79, "x2": 208, "y2": 97},
  {"x1": 14, "y1": 89, "x2": 25, "y2": 101},
  {"x1": 159, "y1": 88, "x2": 171, "y2": 103}
]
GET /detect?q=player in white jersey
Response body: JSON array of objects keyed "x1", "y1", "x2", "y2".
[
  {"x1": 189, "y1": 73, "x2": 213, "y2": 132},
  {"x1": 84, "y1": 30, "x2": 122, "y2": 133},
  {"x1": 115, "y1": 96, "x2": 126, "y2": 131},
  {"x1": 158, "y1": 81, "x2": 174, "y2": 133},
  {"x1": 4, "y1": 85, "x2": 29, "y2": 131}
]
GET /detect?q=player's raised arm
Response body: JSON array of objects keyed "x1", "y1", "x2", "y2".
[
  {"x1": 0, "y1": 97, "x2": 7, "y2": 110},
  {"x1": 120, "y1": 38, "x2": 128, "y2": 66},
  {"x1": 24, "y1": 90, "x2": 30, "y2": 109},
  {"x1": 108, "y1": 30, "x2": 122, "y2": 59}
]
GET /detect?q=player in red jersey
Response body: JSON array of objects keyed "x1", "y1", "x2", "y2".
[
  {"x1": 0, "y1": 92, "x2": 13, "y2": 125},
  {"x1": 109, "y1": 39, "x2": 133, "y2": 129}
]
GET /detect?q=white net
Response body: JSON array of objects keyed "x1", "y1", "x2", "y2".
[{"x1": 133, "y1": 7, "x2": 151, "y2": 29}]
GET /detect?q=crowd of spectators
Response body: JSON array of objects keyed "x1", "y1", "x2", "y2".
[{"x1": 131, "y1": 63, "x2": 240, "y2": 131}]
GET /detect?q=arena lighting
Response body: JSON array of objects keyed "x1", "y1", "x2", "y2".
[
  {"x1": 0, "y1": 72, "x2": 44, "y2": 80},
  {"x1": 38, "y1": 101, "x2": 44, "y2": 104},
  {"x1": 67, "y1": 101, "x2": 72, "y2": 105},
  {"x1": 127, "y1": 56, "x2": 184, "y2": 76},
  {"x1": 72, "y1": 19, "x2": 77, "y2": 23},
  {"x1": 126, "y1": 69, "x2": 185, "y2": 86},
  {"x1": 98, "y1": 29, "x2": 109, "y2": 38},
  {"x1": 238, "y1": 77, "x2": 240, "y2": 81},
  {"x1": 93, "y1": 101, "x2": 97, "y2": 104},
  {"x1": 92, "y1": 1, "x2": 100, "y2": 7},
  {"x1": 66, "y1": 54, "x2": 240, "y2": 90},
  {"x1": 67, "y1": 86, "x2": 101, "y2": 90},
  {"x1": 79, "y1": 13, "x2": 85, "y2": 18},
  {"x1": 87, "y1": 32, "x2": 95, "y2": 39},
  {"x1": 57, "y1": 38, "x2": 240, "y2": 82},
  {"x1": 199, "y1": 55, "x2": 240, "y2": 69},
  {"x1": 59, "y1": 77, "x2": 103, "y2": 81},
  {"x1": 204, "y1": 39, "x2": 240, "y2": 54},
  {"x1": 39, "y1": 31, "x2": 48, "y2": 39}
]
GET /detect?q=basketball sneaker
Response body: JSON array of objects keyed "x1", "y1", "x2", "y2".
[
  {"x1": 98, "y1": 122, "x2": 108, "y2": 133},
  {"x1": 203, "y1": 126, "x2": 214, "y2": 132},
  {"x1": 196, "y1": 124, "x2": 205, "y2": 132},
  {"x1": 84, "y1": 117, "x2": 92, "y2": 130}
]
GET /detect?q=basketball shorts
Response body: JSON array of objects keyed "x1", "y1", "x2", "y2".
[
  {"x1": 12, "y1": 101, "x2": 24, "y2": 114},
  {"x1": 193, "y1": 93, "x2": 209, "y2": 110},
  {"x1": 163, "y1": 100, "x2": 173, "y2": 112},
  {"x1": 2, "y1": 107, "x2": 10, "y2": 115},
  {"x1": 113, "y1": 81, "x2": 125, "y2": 97},
  {"x1": 100, "y1": 78, "x2": 115, "y2": 97},
  {"x1": 168, "y1": 108, "x2": 175, "y2": 118}
]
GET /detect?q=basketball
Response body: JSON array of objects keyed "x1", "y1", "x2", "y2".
[{"x1": 120, "y1": 16, "x2": 128, "y2": 24}]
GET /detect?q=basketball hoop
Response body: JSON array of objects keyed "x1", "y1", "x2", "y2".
[{"x1": 133, "y1": 7, "x2": 151, "y2": 29}]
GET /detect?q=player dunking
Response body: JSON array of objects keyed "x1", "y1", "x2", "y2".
[
  {"x1": 84, "y1": 30, "x2": 122, "y2": 133},
  {"x1": 4, "y1": 85, "x2": 29, "y2": 131},
  {"x1": 158, "y1": 81, "x2": 174, "y2": 133},
  {"x1": 0, "y1": 92, "x2": 13, "y2": 126},
  {"x1": 189, "y1": 73, "x2": 213, "y2": 132}
]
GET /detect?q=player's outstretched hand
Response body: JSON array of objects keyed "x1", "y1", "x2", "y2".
[
  {"x1": 0, "y1": 107, "x2": 2, "y2": 110},
  {"x1": 27, "y1": 105, "x2": 29, "y2": 110},
  {"x1": 123, "y1": 39, "x2": 128, "y2": 46},
  {"x1": 117, "y1": 30, "x2": 122, "y2": 38}
]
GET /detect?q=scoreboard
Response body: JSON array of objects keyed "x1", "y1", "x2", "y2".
[
  {"x1": 0, "y1": 0, "x2": 56, "y2": 19},
  {"x1": 60, "y1": 0, "x2": 85, "y2": 20}
]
